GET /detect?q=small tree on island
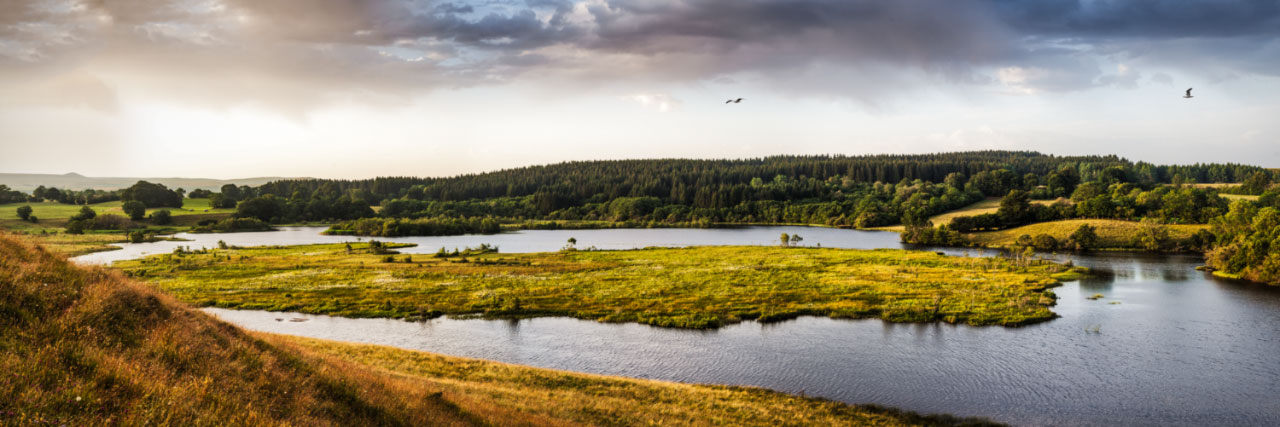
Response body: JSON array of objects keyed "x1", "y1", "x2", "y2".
[
  {"x1": 563, "y1": 237, "x2": 577, "y2": 251},
  {"x1": 780, "y1": 233, "x2": 790, "y2": 247},
  {"x1": 790, "y1": 234, "x2": 803, "y2": 247}
]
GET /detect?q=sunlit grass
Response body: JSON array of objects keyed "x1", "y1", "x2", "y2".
[
  {"x1": 117, "y1": 244, "x2": 1080, "y2": 328},
  {"x1": 873, "y1": 198, "x2": 1065, "y2": 231},
  {"x1": 963, "y1": 219, "x2": 1206, "y2": 250},
  {"x1": 281, "y1": 335, "x2": 1000, "y2": 427}
]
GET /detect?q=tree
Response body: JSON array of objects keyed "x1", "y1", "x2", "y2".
[
  {"x1": 1133, "y1": 218, "x2": 1171, "y2": 251},
  {"x1": 1032, "y1": 234, "x2": 1058, "y2": 251},
  {"x1": 16, "y1": 205, "x2": 32, "y2": 221},
  {"x1": 565, "y1": 237, "x2": 577, "y2": 250},
  {"x1": 122, "y1": 200, "x2": 147, "y2": 221},
  {"x1": 998, "y1": 190, "x2": 1033, "y2": 225},
  {"x1": 149, "y1": 209, "x2": 172, "y2": 225},
  {"x1": 789, "y1": 234, "x2": 803, "y2": 246},
  {"x1": 1242, "y1": 171, "x2": 1272, "y2": 195},
  {"x1": 1069, "y1": 224, "x2": 1099, "y2": 251},
  {"x1": 120, "y1": 181, "x2": 182, "y2": 208},
  {"x1": 70, "y1": 205, "x2": 96, "y2": 221},
  {"x1": 235, "y1": 195, "x2": 286, "y2": 222},
  {"x1": 780, "y1": 232, "x2": 790, "y2": 247},
  {"x1": 65, "y1": 220, "x2": 86, "y2": 234}
]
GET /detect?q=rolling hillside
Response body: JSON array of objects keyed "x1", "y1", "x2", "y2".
[{"x1": 0, "y1": 172, "x2": 299, "y2": 192}]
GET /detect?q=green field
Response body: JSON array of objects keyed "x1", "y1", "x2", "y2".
[
  {"x1": 117, "y1": 244, "x2": 1081, "y2": 328},
  {"x1": 0, "y1": 198, "x2": 234, "y2": 220},
  {"x1": 964, "y1": 219, "x2": 1207, "y2": 250},
  {"x1": 0, "y1": 198, "x2": 234, "y2": 233}
]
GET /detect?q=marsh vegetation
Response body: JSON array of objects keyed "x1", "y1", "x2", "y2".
[{"x1": 116, "y1": 243, "x2": 1082, "y2": 328}]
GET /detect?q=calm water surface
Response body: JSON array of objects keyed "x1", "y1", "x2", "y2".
[{"x1": 74, "y1": 227, "x2": 1280, "y2": 426}]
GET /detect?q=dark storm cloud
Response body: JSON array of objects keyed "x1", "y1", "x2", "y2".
[
  {"x1": 2, "y1": 0, "x2": 1278, "y2": 110},
  {"x1": 992, "y1": 0, "x2": 1280, "y2": 38}
]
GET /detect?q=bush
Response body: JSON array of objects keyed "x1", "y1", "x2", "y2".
[
  {"x1": 90, "y1": 214, "x2": 132, "y2": 231},
  {"x1": 128, "y1": 231, "x2": 147, "y2": 243},
  {"x1": 1132, "y1": 218, "x2": 1172, "y2": 251},
  {"x1": 122, "y1": 200, "x2": 147, "y2": 221},
  {"x1": 1032, "y1": 234, "x2": 1058, "y2": 251},
  {"x1": 15, "y1": 205, "x2": 32, "y2": 220},
  {"x1": 70, "y1": 205, "x2": 96, "y2": 221},
  {"x1": 149, "y1": 209, "x2": 172, "y2": 225},
  {"x1": 65, "y1": 220, "x2": 86, "y2": 234},
  {"x1": 1068, "y1": 224, "x2": 1099, "y2": 251},
  {"x1": 190, "y1": 218, "x2": 273, "y2": 233}
]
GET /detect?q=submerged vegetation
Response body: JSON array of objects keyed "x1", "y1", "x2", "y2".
[
  {"x1": 1, "y1": 233, "x2": 996, "y2": 426},
  {"x1": 116, "y1": 243, "x2": 1082, "y2": 328}
]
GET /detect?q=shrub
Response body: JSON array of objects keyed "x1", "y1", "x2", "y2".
[
  {"x1": 122, "y1": 200, "x2": 147, "y2": 221},
  {"x1": 90, "y1": 214, "x2": 132, "y2": 230},
  {"x1": 1069, "y1": 224, "x2": 1099, "y2": 251},
  {"x1": 1032, "y1": 234, "x2": 1058, "y2": 251},
  {"x1": 70, "y1": 205, "x2": 96, "y2": 221},
  {"x1": 65, "y1": 220, "x2": 86, "y2": 234},
  {"x1": 149, "y1": 209, "x2": 173, "y2": 225},
  {"x1": 15, "y1": 205, "x2": 32, "y2": 220}
]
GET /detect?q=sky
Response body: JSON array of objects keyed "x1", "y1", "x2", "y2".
[{"x1": 1, "y1": 0, "x2": 1279, "y2": 179}]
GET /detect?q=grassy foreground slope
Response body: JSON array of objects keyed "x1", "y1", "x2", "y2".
[
  {"x1": 0, "y1": 235, "x2": 478, "y2": 426},
  {"x1": 118, "y1": 244, "x2": 1079, "y2": 328},
  {"x1": 964, "y1": 219, "x2": 1207, "y2": 250},
  {"x1": 0, "y1": 235, "x2": 995, "y2": 426}
]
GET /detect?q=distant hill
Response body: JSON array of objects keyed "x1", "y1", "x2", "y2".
[{"x1": 0, "y1": 172, "x2": 301, "y2": 192}]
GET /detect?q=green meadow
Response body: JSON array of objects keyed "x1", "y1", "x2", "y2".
[{"x1": 116, "y1": 243, "x2": 1082, "y2": 328}]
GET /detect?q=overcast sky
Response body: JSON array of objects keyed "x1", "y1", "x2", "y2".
[{"x1": 2, "y1": 0, "x2": 1279, "y2": 179}]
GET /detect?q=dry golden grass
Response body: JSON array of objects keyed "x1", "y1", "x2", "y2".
[
  {"x1": 0, "y1": 234, "x2": 994, "y2": 427},
  {"x1": 963, "y1": 219, "x2": 1206, "y2": 249},
  {"x1": 874, "y1": 198, "x2": 1067, "y2": 231},
  {"x1": 280, "y1": 336, "x2": 996, "y2": 427}
]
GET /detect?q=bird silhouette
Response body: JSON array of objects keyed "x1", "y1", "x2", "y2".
[
  {"x1": 725, "y1": 98, "x2": 743, "y2": 104},
  {"x1": 1184, "y1": 88, "x2": 1194, "y2": 98}
]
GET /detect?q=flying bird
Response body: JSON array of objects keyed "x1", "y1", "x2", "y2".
[
  {"x1": 1184, "y1": 88, "x2": 1194, "y2": 98},
  {"x1": 725, "y1": 98, "x2": 744, "y2": 104}
]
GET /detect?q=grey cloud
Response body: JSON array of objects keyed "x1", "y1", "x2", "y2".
[{"x1": 2, "y1": 0, "x2": 1277, "y2": 112}]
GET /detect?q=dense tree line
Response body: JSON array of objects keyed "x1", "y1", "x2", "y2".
[
  {"x1": 1206, "y1": 193, "x2": 1280, "y2": 285},
  {"x1": 327, "y1": 217, "x2": 501, "y2": 237},
  {"x1": 0, "y1": 185, "x2": 28, "y2": 204},
  {"x1": 30, "y1": 186, "x2": 120, "y2": 204},
  {"x1": 948, "y1": 184, "x2": 1230, "y2": 233},
  {"x1": 244, "y1": 152, "x2": 1270, "y2": 207}
]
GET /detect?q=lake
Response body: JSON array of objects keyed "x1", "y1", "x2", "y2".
[{"x1": 76, "y1": 226, "x2": 1280, "y2": 426}]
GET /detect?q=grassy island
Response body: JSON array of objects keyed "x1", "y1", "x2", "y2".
[{"x1": 116, "y1": 243, "x2": 1082, "y2": 328}]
